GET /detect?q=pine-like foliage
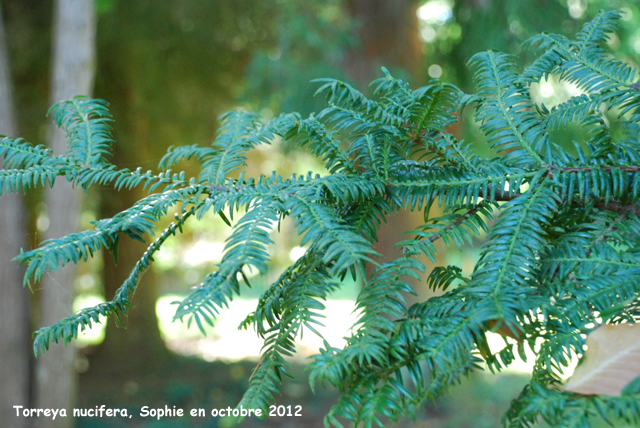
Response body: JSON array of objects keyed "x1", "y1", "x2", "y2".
[{"x1": 4, "y1": 11, "x2": 640, "y2": 427}]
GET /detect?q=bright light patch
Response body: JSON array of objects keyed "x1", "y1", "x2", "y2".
[
  {"x1": 160, "y1": 297, "x2": 361, "y2": 362},
  {"x1": 540, "y1": 82, "x2": 555, "y2": 98},
  {"x1": 420, "y1": 25, "x2": 437, "y2": 42},
  {"x1": 485, "y1": 333, "x2": 578, "y2": 378},
  {"x1": 417, "y1": 1, "x2": 453, "y2": 24},
  {"x1": 568, "y1": 0, "x2": 586, "y2": 19},
  {"x1": 78, "y1": 274, "x2": 96, "y2": 291},
  {"x1": 236, "y1": 265, "x2": 259, "y2": 280},
  {"x1": 183, "y1": 240, "x2": 225, "y2": 266},
  {"x1": 289, "y1": 246, "x2": 306, "y2": 262},
  {"x1": 155, "y1": 245, "x2": 177, "y2": 267},
  {"x1": 428, "y1": 64, "x2": 443, "y2": 78},
  {"x1": 530, "y1": 76, "x2": 585, "y2": 110},
  {"x1": 36, "y1": 213, "x2": 49, "y2": 232},
  {"x1": 73, "y1": 295, "x2": 107, "y2": 345},
  {"x1": 485, "y1": 332, "x2": 534, "y2": 373}
]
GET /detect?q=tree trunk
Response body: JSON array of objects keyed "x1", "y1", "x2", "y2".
[
  {"x1": 91, "y1": 185, "x2": 170, "y2": 375},
  {"x1": 343, "y1": 0, "x2": 445, "y2": 293},
  {"x1": 35, "y1": 1, "x2": 96, "y2": 427},
  {"x1": 0, "y1": 4, "x2": 31, "y2": 427},
  {"x1": 88, "y1": 119, "x2": 171, "y2": 376},
  {"x1": 344, "y1": 0, "x2": 423, "y2": 89}
]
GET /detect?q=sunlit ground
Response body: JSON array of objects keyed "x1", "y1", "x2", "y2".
[
  {"x1": 74, "y1": 296, "x2": 361, "y2": 361},
  {"x1": 74, "y1": 295, "x2": 578, "y2": 377},
  {"x1": 157, "y1": 297, "x2": 361, "y2": 362}
]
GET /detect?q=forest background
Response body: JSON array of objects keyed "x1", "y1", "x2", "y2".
[{"x1": 1, "y1": 0, "x2": 639, "y2": 427}]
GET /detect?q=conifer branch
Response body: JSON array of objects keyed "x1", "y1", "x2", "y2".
[{"x1": 5, "y1": 10, "x2": 640, "y2": 426}]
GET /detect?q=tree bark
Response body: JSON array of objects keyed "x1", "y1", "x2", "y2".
[
  {"x1": 88, "y1": 116, "x2": 171, "y2": 376},
  {"x1": 35, "y1": 1, "x2": 96, "y2": 427},
  {"x1": 342, "y1": 0, "x2": 446, "y2": 292},
  {"x1": 0, "y1": 4, "x2": 31, "y2": 427},
  {"x1": 344, "y1": 0, "x2": 423, "y2": 89},
  {"x1": 89, "y1": 183, "x2": 170, "y2": 375}
]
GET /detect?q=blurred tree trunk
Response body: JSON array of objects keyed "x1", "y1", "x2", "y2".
[
  {"x1": 90, "y1": 174, "x2": 170, "y2": 374},
  {"x1": 85, "y1": 2, "x2": 196, "y2": 375},
  {"x1": 343, "y1": 0, "x2": 445, "y2": 286},
  {"x1": 88, "y1": 60, "x2": 171, "y2": 376},
  {"x1": 35, "y1": 1, "x2": 96, "y2": 427},
  {"x1": 344, "y1": 0, "x2": 423, "y2": 88},
  {"x1": 0, "y1": 4, "x2": 31, "y2": 427}
]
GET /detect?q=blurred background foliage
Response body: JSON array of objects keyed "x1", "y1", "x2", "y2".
[{"x1": 2, "y1": 0, "x2": 639, "y2": 426}]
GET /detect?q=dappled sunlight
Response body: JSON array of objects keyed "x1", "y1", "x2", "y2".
[
  {"x1": 157, "y1": 296, "x2": 361, "y2": 362},
  {"x1": 529, "y1": 75, "x2": 586, "y2": 110},
  {"x1": 74, "y1": 295, "x2": 107, "y2": 345},
  {"x1": 485, "y1": 332, "x2": 579, "y2": 378},
  {"x1": 74, "y1": 294, "x2": 580, "y2": 377},
  {"x1": 416, "y1": 1, "x2": 452, "y2": 25},
  {"x1": 182, "y1": 240, "x2": 225, "y2": 266}
]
